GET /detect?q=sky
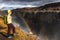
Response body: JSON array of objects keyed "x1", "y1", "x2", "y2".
[{"x1": 0, "y1": 0, "x2": 60, "y2": 10}]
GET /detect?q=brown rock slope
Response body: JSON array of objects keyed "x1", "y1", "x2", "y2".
[{"x1": 0, "y1": 16, "x2": 40, "y2": 40}]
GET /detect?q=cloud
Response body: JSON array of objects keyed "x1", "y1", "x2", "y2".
[
  {"x1": 0, "y1": 0, "x2": 60, "y2": 10},
  {"x1": 3, "y1": 0, "x2": 40, "y2": 2},
  {"x1": 0, "y1": 1, "x2": 40, "y2": 10}
]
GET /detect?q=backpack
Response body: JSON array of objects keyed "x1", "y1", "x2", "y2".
[{"x1": 3, "y1": 15, "x2": 7, "y2": 24}]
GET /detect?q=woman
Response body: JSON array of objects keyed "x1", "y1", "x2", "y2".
[{"x1": 7, "y1": 10, "x2": 15, "y2": 38}]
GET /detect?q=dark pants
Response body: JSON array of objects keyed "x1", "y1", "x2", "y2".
[{"x1": 7, "y1": 23, "x2": 15, "y2": 35}]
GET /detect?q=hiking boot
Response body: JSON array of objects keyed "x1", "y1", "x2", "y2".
[
  {"x1": 7, "y1": 35, "x2": 13, "y2": 38},
  {"x1": 7, "y1": 34, "x2": 13, "y2": 38}
]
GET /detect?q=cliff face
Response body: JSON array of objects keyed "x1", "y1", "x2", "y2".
[
  {"x1": 12, "y1": 2, "x2": 60, "y2": 40},
  {"x1": 11, "y1": 11, "x2": 60, "y2": 40}
]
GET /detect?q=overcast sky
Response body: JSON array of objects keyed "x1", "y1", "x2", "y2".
[{"x1": 0, "y1": 0, "x2": 60, "y2": 10}]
